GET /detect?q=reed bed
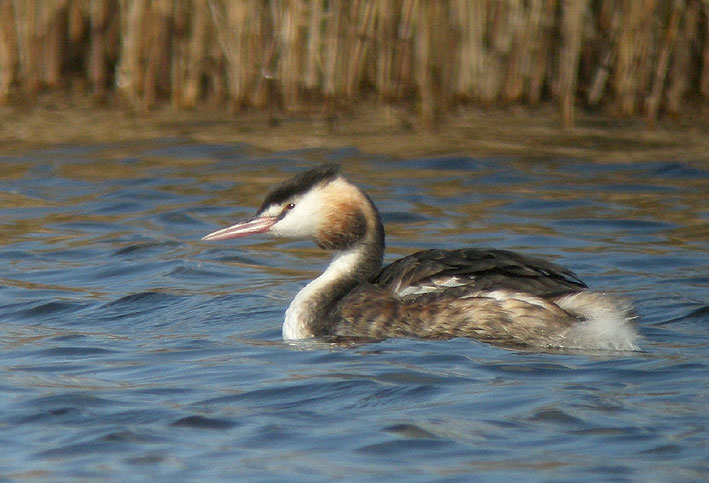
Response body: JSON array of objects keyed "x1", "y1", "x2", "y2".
[{"x1": 0, "y1": 0, "x2": 706, "y2": 126}]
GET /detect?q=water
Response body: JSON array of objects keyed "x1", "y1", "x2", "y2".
[{"x1": 1, "y1": 139, "x2": 707, "y2": 481}]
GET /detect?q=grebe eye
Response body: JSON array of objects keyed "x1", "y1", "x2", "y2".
[{"x1": 285, "y1": 203, "x2": 295, "y2": 210}]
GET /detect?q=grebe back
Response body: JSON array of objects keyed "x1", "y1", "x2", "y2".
[{"x1": 202, "y1": 164, "x2": 638, "y2": 351}]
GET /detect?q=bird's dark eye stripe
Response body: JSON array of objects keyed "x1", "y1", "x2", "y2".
[{"x1": 277, "y1": 203, "x2": 296, "y2": 220}]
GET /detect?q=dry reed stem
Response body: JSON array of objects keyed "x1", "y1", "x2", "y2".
[
  {"x1": 185, "y1": 0, "x2": 211, "y2": 108},
  {"x1": 304, "y1": 0, "x2": 322, "y2": 92},
  {"x1": 391, "y1": 0, "x2": 414, "y2": 99},
  {"x1": 116, "y1": 0, "x2": 144, "y2": 105},
  {"x1": 0, "y1": 0, "x2": 705, "y2": 125},
  {"x1": 558, "y1": 0, "x2": 586, "y2": 127},
  {"x1": 645, "y1": 0, "x2": 682, "y2": 123},
  {"x1": 320, "y1": 0, "x2": 341, "y2": 108},
  {"x1": 614, "y1": 0, "x2": 659, "y2": 116},
  {"x1": 373, "y1": 0, "x2": 395, "y2": 101},
  {"x1": 587, "y1": 0, "x2": 620, "y2": 106},
  {"x1": 528, "y1": 0, "x2": 556, "y2": 105},
  {"x1": 702, "y1": 1, "x2": 709, "y2": 99},
  {"x1": 89, "y1": 0, "x2": 109, "y2": 102},
  {"x1": 344, "y1": 0, "x2": 376, "y2": 99},
  {"x1": 0, "y1": 0, "x2": 17, "y2": 104},
  {"x1": 665, "y1": 0, "x2": 700, "y2": 115}
]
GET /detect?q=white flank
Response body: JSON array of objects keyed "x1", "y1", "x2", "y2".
[{"x1": 556, "y1": 292, "x2": 640, "y2": 351}]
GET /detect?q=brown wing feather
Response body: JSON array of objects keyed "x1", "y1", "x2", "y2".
[{"x1": 370, "y1": 248, "x2": 587, "y2": 298}]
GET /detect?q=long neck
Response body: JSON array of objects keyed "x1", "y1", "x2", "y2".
[{"x1": 282, "y1": 239, "x2": 383, "y2": 339}]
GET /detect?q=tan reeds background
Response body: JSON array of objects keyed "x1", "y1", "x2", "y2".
[{"x1": 0, "y1": 0, "x2": 707, "y2": 127}]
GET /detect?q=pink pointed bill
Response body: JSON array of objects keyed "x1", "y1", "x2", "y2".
[{"x1": 202, "y1": 216, "x2": 277, "y2": 241}]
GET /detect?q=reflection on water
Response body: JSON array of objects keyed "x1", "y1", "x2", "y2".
[{"x1": 0, "y1": 139, "x2": 707, "y2": 480}]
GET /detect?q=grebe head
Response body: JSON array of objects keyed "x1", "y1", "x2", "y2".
[{"x1": 202, "y1": 164, "x2": 384, "y2": 251}]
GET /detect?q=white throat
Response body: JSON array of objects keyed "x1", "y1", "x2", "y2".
[{"x1": 282, "y1": 246, "x2": 368, "y2": 340}]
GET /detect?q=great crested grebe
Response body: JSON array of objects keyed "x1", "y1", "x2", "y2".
[{"x1": 203, "y1": 164, "x2": 639, "y2": 351}]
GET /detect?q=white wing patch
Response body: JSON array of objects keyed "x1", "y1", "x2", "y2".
[{"x1": 396, "y1": 276, "x2": 472, "y2": 297}]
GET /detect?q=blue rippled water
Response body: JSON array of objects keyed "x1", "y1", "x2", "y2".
[{"x1": 1, "y1": 140, "x2": 707, "y2": 481}]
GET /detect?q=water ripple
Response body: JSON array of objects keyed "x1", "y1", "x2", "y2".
[{"x1": 0, "y1": 141, "x2": 707, "y2": 480}]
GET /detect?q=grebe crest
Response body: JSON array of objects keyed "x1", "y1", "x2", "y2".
[{"x1": 203, "y1": 164, "x2": 639, "y2": 351}]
